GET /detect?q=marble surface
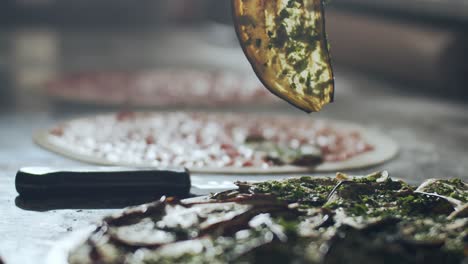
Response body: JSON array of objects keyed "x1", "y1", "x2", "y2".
[{"x1": 0, "y1": 27, "x2": 467, "y2": 264}]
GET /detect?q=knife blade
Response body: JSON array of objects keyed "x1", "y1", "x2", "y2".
[{"x1": 15, "y1": 167, "x2": 191, "y2": 198}]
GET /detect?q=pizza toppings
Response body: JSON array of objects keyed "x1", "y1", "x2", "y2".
[
  {"x1": 46, "y1": 112, "x2": 374, "y2": 170},
  {"x1": 233, "y1": 0, "x2": 335, "y2": 112},
  {"x1": 416, "y1": 179, "x2": 468, "y2": 204},
  {"x1": 68, "y1": 172, "x2": 468, "y2": 263}
]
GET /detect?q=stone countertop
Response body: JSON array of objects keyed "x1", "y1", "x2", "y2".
[{"x1": 0, "y1": 27, "x2": 467, "y2": 264}]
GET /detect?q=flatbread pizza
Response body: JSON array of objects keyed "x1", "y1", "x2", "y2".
[
  {"x1": 35, "y1": 112, "x2": 398, "y2": 174},
  {"x1": 48, "y1": 172, "x2": 468, "y2": 264}
]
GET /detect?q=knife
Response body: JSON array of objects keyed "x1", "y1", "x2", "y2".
[{"x1": 15, "y1": 167, "x2": 192, "y2": 198}]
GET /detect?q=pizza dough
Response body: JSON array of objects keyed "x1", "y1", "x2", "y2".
[
  {"x1": 34, "y1": 112, "x2": 398, "y2": 174},
  {"x1": 46, "y1": 69, "x2": 278, "y2": 107}
]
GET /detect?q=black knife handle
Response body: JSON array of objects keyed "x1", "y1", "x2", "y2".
[{"x1": 15, "y1": 167, "x2": 191, "y2": 198}]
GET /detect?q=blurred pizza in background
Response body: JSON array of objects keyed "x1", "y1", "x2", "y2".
[{"x1": 46, "y1": 69, "x2": 279, "y2": 107}]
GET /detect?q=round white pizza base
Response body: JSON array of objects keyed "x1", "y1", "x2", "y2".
[{"x1": 34, "y1": 118, "x2": 398, "y2": 174}]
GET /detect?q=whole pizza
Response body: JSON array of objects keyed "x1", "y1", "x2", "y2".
[
  {"x1": 46, "y1": 69, "x2": 278, "y2": 107},
  {"x1": 52, "y1": 172, "x2": 468, "y2": 264},
  {"x1": 35, "y1": 112, "x2": 398, "y2": 173}
]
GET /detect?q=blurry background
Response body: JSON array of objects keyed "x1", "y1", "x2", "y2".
[{"x1": 1, "y1": 0, "x2": 468, "y2": 112}]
